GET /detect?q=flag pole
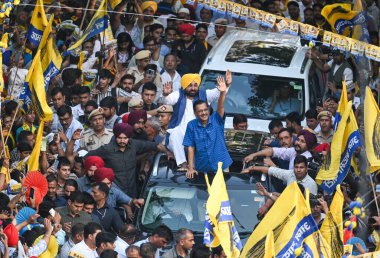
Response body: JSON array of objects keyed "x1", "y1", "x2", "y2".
[
  {"x1": 79, "y1": 0, "x2": 91, "y2": 32},
  {"x1": 0, "y1": 121, "x2": 11, "y2": 181},
  {"x1": 369, "y1": 172, "x2": 380, "y2": 216},
  {"x1": 0, "y1": 102, "x2": 21, "y2": 158}
]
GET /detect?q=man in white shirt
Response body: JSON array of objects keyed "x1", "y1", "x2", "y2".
[
  {"x1": 69, "y1": 222, "x2": 102, "y2": 258},
  {"x1": 133, "y1": 225, "x2": 173, "y2": 258},
  {"x1": 161, "y1": 53, "x2": 181, "y2": 91},
  {"x1": 60, "y1": 223, "x2": 84, "y2": 258},
  {"x1": 162, "y1": 72, "x2": 230, "y2": 169},
  {"x1": 72, "y1": 86, "x2": 91, "y2": 121},
  {"x1": 57, "y1": 105, "x2": 84, "y2": 152},
  {"x1": 242, "y1": 155, "x2": 318, "y2": 194},
  {"x1": 244, "y1": 129, "x2": 317, "y2": 170}
]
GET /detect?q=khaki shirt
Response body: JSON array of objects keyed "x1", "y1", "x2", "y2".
[
  {"x1": 316, "y1": 130, "x2": 334, "y2": 144},
  {"x1": 80, "y1": 128, "x2": 114, "y2": 151},
  {"x1": 207, "y1": 35, "x2": 220, "y2": 47}
]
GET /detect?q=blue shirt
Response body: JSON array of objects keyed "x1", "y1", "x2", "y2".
[
  {"x1": 183, "y1": 112, "x2": 232, "y2": 173},
  {"x1": 87, "y1": 183, "x2": 132, "y2": 208}
]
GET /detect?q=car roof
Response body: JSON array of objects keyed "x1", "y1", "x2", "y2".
[{"x1": 201, "y1": 29, "x2": 308, "y2": 79}]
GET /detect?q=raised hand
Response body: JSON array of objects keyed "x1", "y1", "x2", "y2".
[
  {"x1": 225, "y1": 69, "x2": 232, "y2": 86},
  {"x1": 163, "y1": 81, "x2": 173, "y2": 96},
  {"x1": 216, "y1": 76, "x2": 227, "y2": 92}
]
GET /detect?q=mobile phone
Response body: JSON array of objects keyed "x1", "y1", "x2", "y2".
[
  {"x1": 29, "y1": 188, "x2": 34, "y2": 199},
  {"x1": 376, "y1": 184, "x2": 380, "y2": 194},
  {"x1": 49, "y1": 208, "x2": 56, "y2": 218}
]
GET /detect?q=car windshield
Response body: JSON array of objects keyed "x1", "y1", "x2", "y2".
[
  {"x1": 200, "y1": 70, "x2": 304, "y2": 119},
  {"x1": 225, "y1": 40, "x2": 297, "y2": 67},
  {"x1": 140, "y1": 186, "x2": 264, "y2": 234}
]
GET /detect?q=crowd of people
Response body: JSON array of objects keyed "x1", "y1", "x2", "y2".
[{"x1": 0, "y1": 0, "x2": 378, "y2": 257}]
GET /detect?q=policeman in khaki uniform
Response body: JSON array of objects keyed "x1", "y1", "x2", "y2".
[{"x1": 80, "y1": 108, "x2": 114, "y2": 151}]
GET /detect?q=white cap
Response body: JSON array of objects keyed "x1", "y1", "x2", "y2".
[{"x1": 178, "y1": 7, "x2": 190, "y2": 14}]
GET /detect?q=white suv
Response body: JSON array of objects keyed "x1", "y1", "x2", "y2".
[{"x1": 200, "y1": 29, "x2": 320, "y2": 132}]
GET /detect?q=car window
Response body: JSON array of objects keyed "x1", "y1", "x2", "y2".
[
  {"x1": 225, "y1": 41, "x2": 297, "y2": 67},
  {"x1": 140, "y1": 186, "x2": 263, "y2": 234},
  {"x1": 201, "y1": 70, "x2": 304, "y2": 119}
]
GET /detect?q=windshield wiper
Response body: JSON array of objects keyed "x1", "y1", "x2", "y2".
[{"x1": 232, "y1": 212, "x2": 246, "y2": 231}]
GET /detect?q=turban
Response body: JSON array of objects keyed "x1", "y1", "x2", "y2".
[
  {"x1": 178, "y1": 23, "x2": 195, "y2": 36},
  {"x1": 4, "y1": 224, "x2": 19, "y2": 247},
  {"x1": 141, "y1": 1, "x2": 157, "y2": 13},
  {"x1": 181, "y1": 73, "x2": 201, "y2": 89},
  {"x1": 297, "y1": 130, "x2": 317, "y2": 149},
  {"x1": 93, "y1": 167, "x2": 115, "y2": 183},
  {"x1": 128, "y1": 110, "x2": 147, "y2": 126},
  {"x1": 84, "y1": 156, "x2": 105, "y2": 172},
  {"x1": 122, "y1": 114, "x2": 129, "y2": 124},
  {"x1": 113, "y1": 123, "x2": 133, "y2": 138},
  {"x1": 314, "y1": 142, "x2": 330, "y2": 153}
]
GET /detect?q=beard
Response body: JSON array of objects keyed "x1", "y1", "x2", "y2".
[{"x1": 184, "y1": 89, "x2": 198, "y2": 97}]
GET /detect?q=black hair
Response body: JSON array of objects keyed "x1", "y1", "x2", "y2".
[
  {"x1": 38, "y1": 199, "x2": 56, "y2": 218},
  {"x1": 46, "y1": 173, "x2": 58, "y2": 183},
  {"x1": 100, "y1": 250, "x2": 119, "y2": 258},
  {"x1": 268, "y1": 119, "x2": 283, "y2": 131},
  {"x1": 99, "y1": 69, "x2": 114, "y2": 80},
  {"x1": 61, "y1": 68, "x2": 82, "y2": 87},
  {"x1": 313, "y1": 3, "x2": 324, "y2": 9},
  {"x1": 141, "y1": 242, "x2": 157, "y2": 258},
  {"x1": 71, "y1": 85, "x2": 81, "y2": 96},
  {"x1": 305, "y1": 109, "x2": 318, "y2": 120},
  {"x1": 144, "y1": 63, "x2": 158, "y2": 72},
  {"x1": 95, "y1": 232, "x2": 117, "y2": 248},
  {"x1": 71, "y1": 223, "x2": 85, "y2": 238},
  {"x1": 57, "y1": 105, "x2": 72, "y2": 117},
  {"x1": 233, "y1": 114, "x2": 247, "y2": 126},
  {"x1": 294, "y1": 155, "x2": 308, "y2": 167},
  {"x1": 164, "y1": 53, "x2": 177, "y2": 63},
  {"x1": 93, "y1": 182, "x2": 110, "y2": 197},
  {"x1": 196, "y1": 23, "x2": 208, "y2": 32},
  {"x1": 152, "y1": 225, "x2": 173, "y2": 242},
  {"x1": 85, "y1": 100, "x2": 99, "y2": 110},
  {"x1": 0, "y1": 193, "x2": 10, "y2": 210},
  {"x1": 191, "y1": 245, "x2": 211, "y2": 258},
  {"x1": 17, "y1": 142, "x2": 32, "y2": 152},
  {"x1": 82, "y1": 191, "x2": 96, "y2": 205},
  {"x1": 278, "y1": 127, "x2": 293, "y2": 137},
  {"x1": 304, "y1": 7, "x2": 313, "y2": 13},
  {"x1": 100, "y1": 96, "x2": 118, "y2": 109},
  {"x1": 84, "y1": 222, "x2": 103, "y2": 239},
  {"x1": 165, "y1": 26, "x2": 177, "y2": 33},
  {"x1": 287, "y1": 1, "x2": 299, "y2": 8},
  {"x1": 64, "y1": 179, "x2": 79, "y2": 190},
  {"x1": 51, "y1": 87, "x2": 65, "y2": 98},
  {"x1": 4, "y1": 100, "x2": 18, "y2": 116},
  {"x1": 57, "y1": 156, "x2": 71, "y2": 169},
  {"x1": 212, "y1": 245, "x2": 224, "y2": 257},
  {"x1": 143, "y1": 35, "x2": 156, "y2": 46},
  {"x1": 117, "y1": 32, "x2": 135, "y2": 59},
  {"x1": 68, "y1": 191, "x2": 84, "y2": 203},
  {"x1": 121, "y1": 74, "x2": 136, "y2": 84},
  {"x1": 193, "y1": 100, "x2": 208, "y2": 112},
  {"x1": 17, "y1": 130, "x2": 33, "y2": 143},
  {"x1": 78, "y1": 86, "x2": 91, "y2": 95},
  {"x1": 142, "y1": 82, "x2": 157, "y2": 93},
  {"x1": 285, "y1": 112, "x2": 302, "y2": 125}
]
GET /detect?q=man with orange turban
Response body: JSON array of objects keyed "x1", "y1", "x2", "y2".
[
  {"x1": 136, "y1": 0, "x2": 162, "y2": 41},
  {"x1": 92, "y1": 167, "x2": 144, "y2": 211},
  {"x1": 162, "y1": 71, "x2": 232, "y2": 170}
]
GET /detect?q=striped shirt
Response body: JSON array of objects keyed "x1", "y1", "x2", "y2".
[{"x1": 94, "y1": 87, "x2": 131, "y2": 105}]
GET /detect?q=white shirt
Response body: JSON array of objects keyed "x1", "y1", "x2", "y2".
[
  {"x1": 268, "y1": 167, "x2": 318, "y2": 195},
  {"x1": 114, "y1": 236, "x2": 129, "y2": 258},
  {"x1": 134, "y1": 238, "x2": 160, "y2": 258},
  {"x1": 72, "y1": 104, "x2": 84, "y2": 121},
  {"x1": 327, "y1": 60, "x2": 353, "y2": 84},
  {"x1": 163, "y1": 88, "x2": 220, "y2": 131},
  {"x1": 161, "y1": 70, "x2": 181, "y2": 92},
  {"x1": 272, "y1": 147, "x2": 312, "y2": 170},
  {"x1": 69, "y1": 240, "x2": 99, "y2": 258},
  {"x1": 58, "y1": 118, "x2": 84, "y2": 152}
]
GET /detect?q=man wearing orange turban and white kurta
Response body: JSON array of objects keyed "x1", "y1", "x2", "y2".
[
  {"x1": 135, "y1": 0, "x2": 162, "y2": 40},
  {"x1": 162, "y1": 71, "x2": 232, "y2": 170}
]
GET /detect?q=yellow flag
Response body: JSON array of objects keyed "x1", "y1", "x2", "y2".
[
  {"x1": 263, "y1": 231, "x2": 275, "y2": 258},
  {"x1": 77, "y1": 51, "x2": 85, "y2": 70},
  {"x1": 240, "y1": 182, "x2": 319, "y2": 258},
  {"x1": 27, "y1": 121, "x2": 44, "y2": 171},
  {"x1": 109, "y1": 0, "x2": 122, "y2": 9},
  {"x1": 321, "y1": 4, "x2": 358, "y2": 36},
  {"x1": 364, "y1": 86, "x2": 380, "y2": 167},
  {"x1": 320, "y1": 186, "x2": 344, "y2": 258},
  {"x1": 36, "y1": 14, "x2": 62, "y2": 90},
  {"x1": 25, "y1": 50, "x2": 53, "y2": 121},
  {"x1": 0, "y1": 33, "x2": 8, "y2": 92},
  {"x1": 67, "y1": 0, "x2": 108, "y2": 52},
  {"x1": 204, "y1": 162, "x2": 242, "y2": 258},
  {"x1": 27, "y1": 0, "x2": 48, "y2": 47},
  {"x1": 318, "y1": 82, "x2": 361, "y2": 193}
]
